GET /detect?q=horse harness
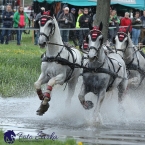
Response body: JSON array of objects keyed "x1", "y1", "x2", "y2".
[
  {"x1": 41, "y1": 43, "x2": 77, "y2": 83},
  {"x1": 83, "y1": 54, "x2": 123, "y2": 92},
  {"x1": 39, "y1": 16, "x2": 127, "y2": 88},
  {"x1": 116, "y1": 31, "x2": 145, "y2": 87},
  {"x1": 39, "y1": 15, "x2": 78, "y2": 83}
]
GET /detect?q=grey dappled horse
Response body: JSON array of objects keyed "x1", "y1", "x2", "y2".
[
  {"x1": 34, "y1": 15, "x2": 82, "y2": 115},
  {"x1": 78, "y1": 25, "x2": 128, "y2": 122},
  {"x1": 114, "y1": 27, "x2": 145, "y2": 88}
]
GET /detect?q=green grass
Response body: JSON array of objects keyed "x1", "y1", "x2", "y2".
[
  {"x1": 0, "y1": 130, "x2": 79, "y2": 145},
  {"x1": 0, "y1": 33, "x2": 45, "y2": 97}
]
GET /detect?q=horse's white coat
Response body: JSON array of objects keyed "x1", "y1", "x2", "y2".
[
  {"x1": 78, "y1": 30, "x2": 128, "y2": 123},
  {"x1": 115, "y1": 32, "x2": 145, "y2": 87},
  {"x1": 34, "y1": 17, "x2": 82, "y2": 111}
]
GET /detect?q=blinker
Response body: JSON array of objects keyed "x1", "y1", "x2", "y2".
[
  {"x1": 92, "y1": 33, "x2": 98, "y2": 39},
  {"x1": 118, "y1": 34, "x2": 125, "y2": 41},
  {"x1": 83, "y1": 40, "x2": 89, "y2": 50}
]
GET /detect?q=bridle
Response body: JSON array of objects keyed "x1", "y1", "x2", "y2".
[
  {"x1": 39, "y1": 15, "x2": 55, "y2": 41},
  {"x1": 86, "y1": 28, "x2": 104, "y2": 66},
  {"x1": 115, "y1": 32, "x2": 129, "y2": 53}
]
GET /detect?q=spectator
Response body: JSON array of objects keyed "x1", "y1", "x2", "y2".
[
  {"x1": 13, "y1": 6, "x2": 28, "y2": 45},
  {"x1": 141, "y1": 10, "x2": 145, "y2": 28},
  {"x1": 76, "y1": 9, "x2": 83, "y2": 28},
  {"x1": 132, "y1": 11, "x2": 142, "y2": 45},
  {"x1": 1, "y1": 4, "x2": 13, "y2": 44},
  {"x1": 34, "y1": 7, "x2": 45, "y2": 45},
  {"x1": 58, "y1": 7, "x2": 73, "y2": 44},
  {"x1": 109, "y1": 9, "x2": 120, "y2": 43},
  {"x1": 79, "y1": 8, "x2": 91, "y2": 49},
  {"x1": 75, "y1": 9, "x2": 83, "y2": 48},
  {"x1": 70, "y1": 8, "x2": 76, "y2": 28},
  {"x1": 120, "y1": 12, "x2": 132, "y2": 32},
  {"x1": 56, "y1": 5, "x2": 67, "y2": 21},
  {"x1": 140, "y1": 10, "x2": 145, "y2": 41},
  {"x1": 69, "y1": 8, "x2": 77, "y2": 46}
]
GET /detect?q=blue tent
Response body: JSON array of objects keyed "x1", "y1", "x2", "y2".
[
  {"x1": 111, "y1": 0, "x2": 145, "y2": 10},
  {"x1": 33, "y1": 0, "x2": 96, "y2": 6},
  {"x1": 33, "y1": 0, "x2": 145, "y2": 10}
]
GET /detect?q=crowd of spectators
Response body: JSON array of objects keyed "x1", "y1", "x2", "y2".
[
  {"x1": 53, "y1": 5, "x2": 145, "y2": 48},
  {"x1": 1, "y1": 4, "x2": 145, "y2": 48},
  {"x1": 1, "y1": 5, "x2": 28, "y2": 45}
]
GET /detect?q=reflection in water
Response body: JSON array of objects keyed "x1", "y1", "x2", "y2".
[{"x1": 0, "y1": 78, "x2": 145, "y2": 144}]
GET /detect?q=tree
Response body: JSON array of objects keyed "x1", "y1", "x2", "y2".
[{"x1": 94, "y1": 0, "x2": 111, "y2": 42}]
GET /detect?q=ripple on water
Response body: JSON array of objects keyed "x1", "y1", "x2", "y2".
[{"x1": 1, "y1": 78, "x2": 145, "y2": 144}]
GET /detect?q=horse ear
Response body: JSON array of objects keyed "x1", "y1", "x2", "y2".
[
  {"x1": 99, "y1": 22, "x2": 103, "y2": 31},
  {"x1": 101, "y1": 37, "x2": 104, "y2": 45},
  {"x1": 89, "y1": 23, "x2": 93, "y2": 30},
  {"x1": 49, "y1": 11, "x2": 54, "y2": 17},
  {"x1": 86, "y1": 35, "x2": 89, "y2": 43},
  {"x1": 50, "y1": 6, "x2": 54, "y2": 17},
  {"x1": 112, "y1": 37, "x2": 116, "y2": 44},
  {"x1": 116, "y1": 24, "x2": 119, "y2": 33},
  {"x1": 126, "y1": 25, "x2": 131, "y2": 34}
]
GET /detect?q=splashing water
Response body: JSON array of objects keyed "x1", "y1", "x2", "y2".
[{"x1": 1, "y1": 77, "x2": 145, "y2": 144}]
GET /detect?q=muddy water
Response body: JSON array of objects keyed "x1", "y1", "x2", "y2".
[{"x1": 1, "y1": 78, "x2": 145, "y2": 144}]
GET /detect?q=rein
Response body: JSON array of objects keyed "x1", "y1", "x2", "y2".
[
  {"x1": 116, "y1": 35, "x2": 145, "y2": 87},
  {"x1": 42, "y1": 48, "x2": 127, "y2": 81}
]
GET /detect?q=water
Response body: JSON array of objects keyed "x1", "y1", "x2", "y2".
[{"x1": 1, "y1": 78, "x2": 145, "y2": 144}]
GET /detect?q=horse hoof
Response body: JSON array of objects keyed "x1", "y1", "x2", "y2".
[
  {"x1": 83, "y1": 101, "x2": 94, "y2": 110},
  {"x1": 36, "y1": 102, "x2": 50, "y2": 116}
]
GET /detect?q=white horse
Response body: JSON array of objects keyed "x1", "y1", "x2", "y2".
[
  {"x1": 114, "y1": 26, "x2": 145, "y2": 88},
  {"x1": 34, "y1": 15, "x2": 82, "y2": 115},
  {"x1": 78, "y1": 25, "x2": 128, "y2": 122}
]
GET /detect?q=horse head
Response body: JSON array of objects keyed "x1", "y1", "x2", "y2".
[
  {"x1": 86, "y1": 23, "x2": 103, "y2": 61},
  {"x1": 83, "y1": 22, "x2": 103, "y2": 52},
  {"x1": 38, "y1": 15, "x2": 55, "y2": 48},
  {"x1": 114, "y1": 25, "x2": 131, "y2": 57}
]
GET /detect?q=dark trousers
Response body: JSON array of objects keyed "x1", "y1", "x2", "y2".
[
  {"x1": 1, "y1": 26, "x2": 11, "y2": 44},
  {"x1": 69, "y1": 30, "x2": 78, "y2": 46},
  {"x1": 78, "y1": 29, "x2": 89, "y2": 46},
  {"x1": 16, "y1": 28, "x2": 23, "y2": 45}
]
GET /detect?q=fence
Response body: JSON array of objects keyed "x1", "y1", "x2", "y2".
[{"x1": 0, "y1": 26, "x2": 145, "y2": 45}]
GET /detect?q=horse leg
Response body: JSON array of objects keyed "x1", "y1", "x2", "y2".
[
  {"x1": 118, "y1": 79, "x2": 128, "y2": 102},
  {"x1": 36, "y1": 74, "x2": 65, "y2": 116},
  {"x1": 93, "y1": 90, "x2": 106, "y2": 123},
  {"x1": 65, "y1": 76, "x2": 78, "y2": 107},
  {"x1": 34, "y1": 73, "x2": 50, "y2": 100},
  {"x1": 128, "y1": 72, "x2": 140, "y2": 88},
  {"x1": 78, "y1": 83, "x2": 94, "y2": 110}
]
